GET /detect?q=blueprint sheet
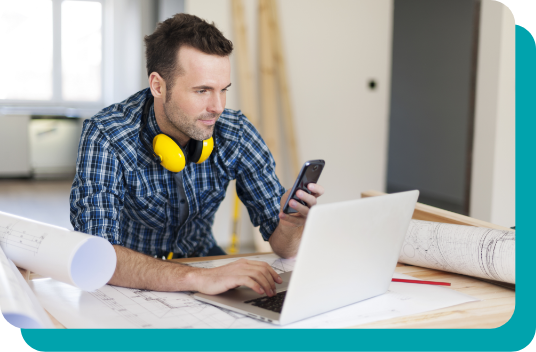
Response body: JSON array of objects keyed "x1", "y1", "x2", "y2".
[
  {"x1": 399, "y1": 220, "x2": 515, "y2": 284},
  {"x1": 29, "y1": 254, "x2": 478, "y2": 329}
]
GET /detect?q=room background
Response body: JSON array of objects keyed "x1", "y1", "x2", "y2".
[{"x1": 0, "y1": 0, "x2": 515, "y2": 252}]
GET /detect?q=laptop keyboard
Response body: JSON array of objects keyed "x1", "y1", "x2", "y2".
[{"x1": 244, "y1": 291, "x2": 287, "y2": 313}]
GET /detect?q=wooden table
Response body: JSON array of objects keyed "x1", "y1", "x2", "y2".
[
  {"x1": 22, "y1": 191, "x2": 515, "y2": 329},
  {"x1": 173, "y1": 254, "x2": 515, "y2": 329},
  {"x1": 20, "y1": 251, "x2": 514, "y2": 329}
]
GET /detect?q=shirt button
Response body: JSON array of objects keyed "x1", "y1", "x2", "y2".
[{"x1": 180, "y1": 199, "x2": 186, "y2": 204}]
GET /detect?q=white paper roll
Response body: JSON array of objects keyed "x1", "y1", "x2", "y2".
[
  {"x1": 399, "y1": 220, "x2": 515, "y2": 284},
  {"x1": 0, "y1": 246, "x2": 54, "y2": 329},
  {"x1": 0, "y1": 211, "x2": 116, "y2": 291}
]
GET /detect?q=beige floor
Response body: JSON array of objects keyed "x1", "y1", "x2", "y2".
[{"x1": 0, "y1": 178, "x2": 74, "y2": 229}]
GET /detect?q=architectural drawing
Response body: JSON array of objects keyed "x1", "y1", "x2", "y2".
[
  {"x1": 269, "y1": 257, "x2": 295, "y2": 273},
  {"x1": 0, "y1": 211, "x2": 116, "y2": 291},
  {"x1": 0, "y1": 222, "x2": 48, "y2": 256},
  {"x1": 86, "y1": 284, "x2": 271, "y2": 329},
  {"x1": 30, "y1": 267, "x2": 478, "y2": 329},
  {"x1": 399, "y1": 220, "x2": 515, "y2": 284}
]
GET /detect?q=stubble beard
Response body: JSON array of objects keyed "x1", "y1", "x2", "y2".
[{"x1": 162, "y1": 99, "x2": 220, "y2": 142}]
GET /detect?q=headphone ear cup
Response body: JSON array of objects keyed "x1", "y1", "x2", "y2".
[
  {"x1": 188, "y1": 140, "x2": 204, "y2": 163},
  {"x1": 189, "y1": 137, "x2": 214, "y2": 164},
  {"x1": 153, "y1": 134, "x2": 186, "y2": 172}
]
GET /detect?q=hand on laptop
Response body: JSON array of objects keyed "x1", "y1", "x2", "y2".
[{"x1": 190, "y1": 258, "x2": 283, "y2": 296}]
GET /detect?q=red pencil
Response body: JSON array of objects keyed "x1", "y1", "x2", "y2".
[{"x1": 391, "y1": 278, "x2": 451, "y2": 286}]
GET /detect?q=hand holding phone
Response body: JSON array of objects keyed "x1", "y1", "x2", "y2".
[{"x1": 282, "y1": 160, "x2": 325, "y2": 214}]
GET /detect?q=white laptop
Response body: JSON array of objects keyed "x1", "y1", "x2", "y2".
[{"x1": 194, "y1": 190, "x2": 419, "y2": 326}]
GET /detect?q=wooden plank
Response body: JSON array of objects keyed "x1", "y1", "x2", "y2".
[
  {"x1": 229, "y1": 1, "x2": 259, "y2": 255},
  {"x1": 258, "y1": 0, "x2": 281, "y2": 171},
  {"x1": 230, "y1": 0, "x2": 259, "y2": 128},
  {"x1": 361, "y1": 190, "x2": 512, "y2": 230},
  {"x1": 267, "y1": 0, "x2": 301, "y2": 176}
]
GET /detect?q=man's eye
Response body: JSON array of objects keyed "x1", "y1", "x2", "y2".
[{"x1": 196, "y1": 89, "x2": 207, "y2": 94}]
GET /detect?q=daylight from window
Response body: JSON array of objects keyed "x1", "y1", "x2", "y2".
[
  {"x1": 0, "y1": 0, "x2": 102, "y2": 104},
  {"x1": 0, "y1": 1, "x2": 53, "y2": 100},
  {"x1": 62, "y1": 1, "x2": 102, "y2": 102}
]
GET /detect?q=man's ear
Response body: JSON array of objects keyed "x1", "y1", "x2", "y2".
[{"x1": 149, "y1": 72, "x2": 166, "y2": 100}]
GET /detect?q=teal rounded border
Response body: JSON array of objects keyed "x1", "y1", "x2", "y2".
[{"x1": 20, "y1": 25, "x2": 536, "y2": 352}]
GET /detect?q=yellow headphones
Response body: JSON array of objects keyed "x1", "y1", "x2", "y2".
[{"x1": 140, "y1": 96, "x2": 214, "y2": 172}]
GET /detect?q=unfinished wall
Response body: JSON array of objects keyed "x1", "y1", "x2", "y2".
[{"x1": 185, "y1": 0, "x2": 393, "y2": 248}]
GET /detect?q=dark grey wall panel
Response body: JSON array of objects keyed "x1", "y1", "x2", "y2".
[{"x1": 387, "y1": 0, "x2": 477, "y2": 213}]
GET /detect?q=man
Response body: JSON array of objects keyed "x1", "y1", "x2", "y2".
[{"x1": 70, "y1": 14, "x2": 324, "y2": 297}]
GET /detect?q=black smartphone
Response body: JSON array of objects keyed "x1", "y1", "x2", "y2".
[{"x1": 282, "y1": 160, "x2": 325, "y2": 214}]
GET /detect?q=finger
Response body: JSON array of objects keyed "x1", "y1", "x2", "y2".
[
  {"x1": 308, "y1": 183, "x2": 324, "y2": 196},
  {"x1": 295, "y1": 190, "x2": 317, "y2": 208},
  {"x1": 244, "y1": 268, "x2": 275, "y2": 296},
  {"x1": 234, "y1": 260, "x2": 276, "y2": 295},
  {"x1": 289, "y1": 199, "x2": 310, "y2": 217},
  {"x1": 247, "y1": 260, "x2": 283, "y2": 285},
  {"x1": 249, "y1": 267, "x2": 276, "y2": 295},
  {"x1": 236, "y1": 276, "x2": 265, "y2": 295}
]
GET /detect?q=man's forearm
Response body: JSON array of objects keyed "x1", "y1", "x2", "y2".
[
  {"x1": 109, "y1": 245, "x2": 282, "y2": 296},
  {"x1": 268, "y1": 224, "x2": 303, "y2": 259},
  {"x1": 109, "y1": 245, "x2": 198, "y2": 291}
]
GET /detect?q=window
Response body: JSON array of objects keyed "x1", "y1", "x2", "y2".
[
  {"x1": 0, "y1": 0, "x2": 103, "y2": 107},
  {"x1": 0, "y1": 1, "x2": 53, "y2": 100},
  {"x1": 62, "y1": 1, "x2": 102, "y2": 101}
]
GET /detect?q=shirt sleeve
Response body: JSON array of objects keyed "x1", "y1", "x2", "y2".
[
  {"x1": 235, "y1": 116, "x2": 286, "y2": 241},
  {"x1": 69, "y1": 119, "x2": 125, "y2": 245}
]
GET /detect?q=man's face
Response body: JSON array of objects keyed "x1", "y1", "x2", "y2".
[{"x1": 162, "y1": 46, "x2": 231, "y2": 142}]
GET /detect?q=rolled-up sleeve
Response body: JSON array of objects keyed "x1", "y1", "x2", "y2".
[
  {"x1": 235, "y1": 117, "x2": 286, "y2": 241},
  {"x1": 70, "y1": 120, "x2": 125, "y2": 245}
]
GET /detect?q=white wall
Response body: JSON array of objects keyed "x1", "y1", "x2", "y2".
[
  {"x1": 470, "y1": 0, "x2": 515, "y2": 227},
  {"x1": 278, "y1": 0, "x2": 393, "y2": 204},
  {"x1": 185, "y1": 0, "x2": 393, "y2": 248},
  {"x1": 104, "y1": 0, "x2": 157, "y2": 106}
]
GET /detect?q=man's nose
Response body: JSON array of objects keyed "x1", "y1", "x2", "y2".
[{"x1": 208, "y1": 93, "x2": 224, "y2": 115}]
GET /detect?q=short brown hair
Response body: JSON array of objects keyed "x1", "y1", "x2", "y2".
[{"x1": 144, "y1": 13, "x2": 233, "y2": 95}]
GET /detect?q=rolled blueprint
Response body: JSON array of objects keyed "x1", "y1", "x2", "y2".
[
  {"x1": 399, "y1": 220, "x2": 515, "y2": 284},
  {"x1": 0, "y1": 211, "x2": 116, "y2": 291},
  {"x1": 0, "y1": 246, "x2": 54, "y2": 328}
]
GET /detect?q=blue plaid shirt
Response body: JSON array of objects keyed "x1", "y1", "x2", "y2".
[{"x1": 70, "y1": 89, "x2": 285, "y2": 257}]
